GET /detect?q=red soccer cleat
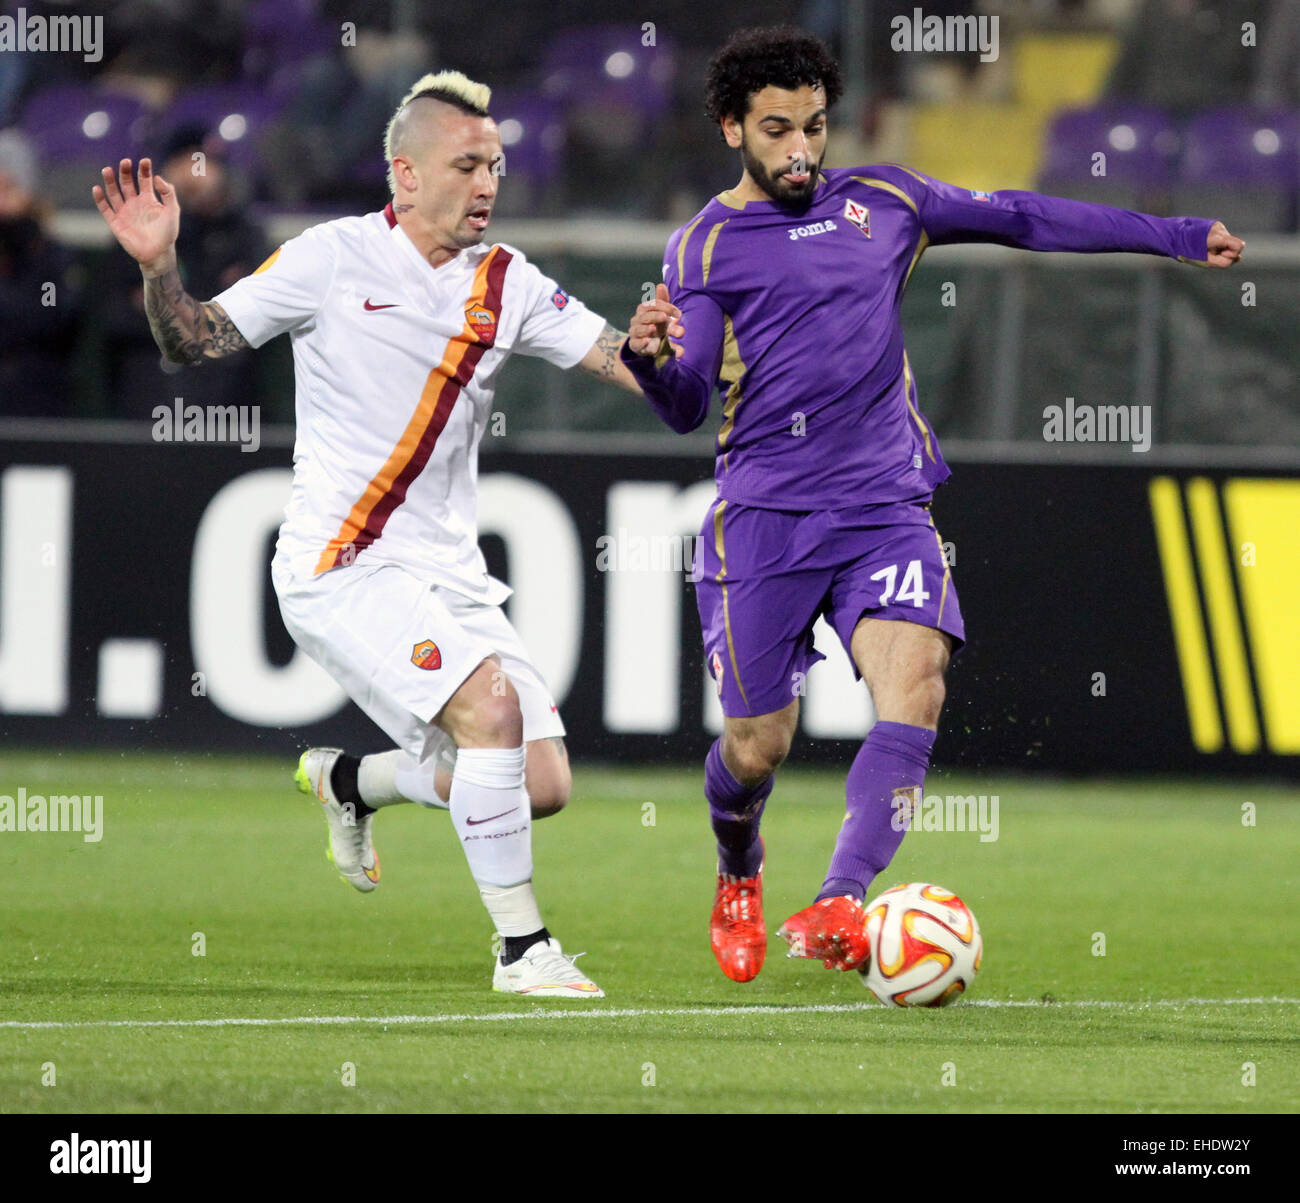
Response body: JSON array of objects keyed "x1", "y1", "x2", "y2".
[
  {"x1": 710, "y1": 853, "x2": 766, "y2": 983},
  {"x1": 777, "y1": 895, "x2": 872, "y2": 971}
]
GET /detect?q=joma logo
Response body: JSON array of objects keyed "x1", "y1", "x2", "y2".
[{"x1": 788, "y1": 219, "x2": 838, "y2": 241}]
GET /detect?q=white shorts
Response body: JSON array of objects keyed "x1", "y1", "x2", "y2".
[{"x1": 272, "y1": 556, "x2": 565, "y2": 763}]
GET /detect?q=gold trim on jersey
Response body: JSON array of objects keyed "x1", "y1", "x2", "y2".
[
  {"x1": 904, "y1": 230, "x2": 930, "y2": 290},
  {"x1": 881, "y1": 163, "x2": 930, "y2": 187},
  {"x1": 929, "y1": 515, "x2": 951, "y2": 627},
  {"x1": 902, "y1": 351, "x2": 935, "y2": 463},
  {"x1": 676, "y1": 215, "x2": 707, "y2": 285},
  {"x1": 713, "y1": 499, "x2": 751, "y2": 711},
  {"x1": 716, "y1": 313, "x2": 747, "y2": 449},
  {"x1": 701, "y1": 220, "x2": 729, "y2": 286},
  {"x1": 850, "y1": 175, "x2": 919, "y2": 216}
]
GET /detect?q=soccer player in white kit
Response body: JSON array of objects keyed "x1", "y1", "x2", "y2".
[{"x1": 93, "y1": 71, "x2": 645, "y2": 998}]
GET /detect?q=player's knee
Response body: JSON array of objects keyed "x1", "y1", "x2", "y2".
[
  {"x1": 463, "y1": 694, "x2": 524, "y2": 748},
  {"x1": 725, "y1": 730, "x2": 790, "y2": 785},
  {"x1": 530, "y1": 789, "x2": 568, "y2": 819},
  {"x1": 528, "y1": 762, "x2": 571, "y2": 818}
]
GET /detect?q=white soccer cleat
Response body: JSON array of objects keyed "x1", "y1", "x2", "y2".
[
  {"x1": 294, "y1": 747, "x2": 380, "y2": 893},
  {"x1": 492, "y1": 938, "x2": 605, "y2": 998}
]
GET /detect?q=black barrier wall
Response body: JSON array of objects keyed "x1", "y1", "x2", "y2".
[{"x1": 0, "y1": 433, "x2": 1296, "y2": 776}]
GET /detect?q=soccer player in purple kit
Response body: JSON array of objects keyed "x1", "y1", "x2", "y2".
[{"x1": 621, "y1": 26, "x2": 1243, "y2": 983}]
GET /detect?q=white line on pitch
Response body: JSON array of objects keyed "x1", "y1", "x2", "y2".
[{"x1": 2, "y1": 997, "x2": 1298, "y2": 1031}]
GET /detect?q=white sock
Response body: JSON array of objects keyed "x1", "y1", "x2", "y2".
[
  {"x1": 356, "y1": 750, "x2": 411, "y2": 809},
  {"x1": 358, "y1": 742, "x2": 454, "y2": 811},
  {"x1": 450, "y1": 746, "x2": 532, "y2": 888},
  {"x1": 480, "y1": 881, "x2": 545, "y2": 939}
]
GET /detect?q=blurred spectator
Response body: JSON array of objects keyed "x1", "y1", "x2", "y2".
[
  {"x1": 259, "y1": 13, "x2": 431, "y2": 208},
  {"x1": 0, "y1": 127, "x2": 80, "y2": 416},
  {"x1": 1106, "y1": 0, "x2": 1261, "y2": 113},
  {"x1": 100, "y1": 122, "x2": 268, "y2": 419}
]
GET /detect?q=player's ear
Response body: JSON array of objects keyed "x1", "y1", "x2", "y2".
[
  {"x1": 721, "y1": 115, "x2": 743, "y2": 149},
  {"x1": 392, "y1": 154, "x2": 417, "y2": 193}
]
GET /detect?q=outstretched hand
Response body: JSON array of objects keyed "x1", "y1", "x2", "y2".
[
  {"x1": 1206, "y1": 220, "x2": 1244, "y2": 268},
  {"x1": 627, "y1": 282, "x2": 685, "y2": 358},
  {"x1": 92, "y1": 157, "x2": 180, "y2": 277}
]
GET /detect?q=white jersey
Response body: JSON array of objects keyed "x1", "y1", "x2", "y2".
[{"x1": 214, "y1": 204, "x2": 605, "y2": 603}]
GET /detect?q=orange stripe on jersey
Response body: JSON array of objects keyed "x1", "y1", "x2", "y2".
[
  {"x1": 313, "y1": 245, "x2": 512, "y2": 575},
  {"x1": 253, "y1": 247, "x2": 281, "y2": 274}
]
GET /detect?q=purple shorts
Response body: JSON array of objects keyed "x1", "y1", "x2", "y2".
[{"x1": 694, "y1": 497, "x2": 965, "y2": 718}]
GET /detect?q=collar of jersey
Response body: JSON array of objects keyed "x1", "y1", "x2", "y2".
[{"x1": 388, "y1": 213, "x2": 485, "y2": 280}]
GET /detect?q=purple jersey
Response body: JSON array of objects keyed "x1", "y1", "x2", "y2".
[{"x1": 621, "y1": 165, "x2": 1215, "y2": 509}]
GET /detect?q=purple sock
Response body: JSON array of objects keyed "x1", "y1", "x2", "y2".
[
  {"x1": 705, "y1": 739, "x2": 771, "y2": 879},
  {"x1": 816, "y1": 721, "x2": 935, "y2": 902}
]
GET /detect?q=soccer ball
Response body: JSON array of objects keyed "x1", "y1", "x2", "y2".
[{"x1": 858, "y1": 882, "x2": 982, "y2": 1007}]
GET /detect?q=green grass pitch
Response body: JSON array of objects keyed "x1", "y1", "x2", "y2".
[{"x1": 1, "y1": 750, "x2": 1297, "y2": 1113}]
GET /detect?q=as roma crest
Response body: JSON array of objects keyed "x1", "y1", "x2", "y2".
[
  {"x1": 411, "y1": 640, "x2": 442, "y2": 671},
  {"x1": 843, "y1": 198, "x2": 870, "y2": 238},
  {"x1": 466, "y1": 304, "x2": 497, "y2": 345}
]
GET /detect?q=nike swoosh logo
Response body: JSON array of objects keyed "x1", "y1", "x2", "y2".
[
  {"x1": 363, "y1": 299, "x2": 399, "y2": 310},
  {"x1": 466, "y1": 807, "x2": 518, "y2": 826}
]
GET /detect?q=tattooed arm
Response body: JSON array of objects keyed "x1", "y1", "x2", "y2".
[
  {"x1": 93, "y1": 156, "x2": 249, "y2": 365},
  {"x1": 576, "y1": 321, "x2": 644, "y2": 396},
  {"x1": 144, "y1": 270, "x2": 249, "y2": 364}
]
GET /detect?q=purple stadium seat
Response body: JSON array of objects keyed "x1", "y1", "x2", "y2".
[
  {"x1": 20, "y1": 85, "x2": 151, "y2": 206},
  {"x1": 21, "y1": 85, "x2": 150, "y2": 160},
  {"x1": 242, "y1": 0, "x2": 337, "y2": 85},
  {"x1": 1038, "y1": 103, "x2": 1179, "y2": 212},
  {"x1": 489, "y1": 90, "x2": 565, "y2": 189},
  {"x1": 1173, "y1": 108, "x2": 1300, "y2": 232},
  {"x1": 165, "y1": 85, "x2": 287, "y2": 174},
  {"x1": 541, "y1": 24, "x2": 676, "y2": 144}
]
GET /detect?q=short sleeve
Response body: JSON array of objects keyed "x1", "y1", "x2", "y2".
[
  {"x1": 211, "y1": 226, "x2": 336, "y2": 348},
  {"x1": 509, "y1": 253, "x2": 606, "y2": 369}
]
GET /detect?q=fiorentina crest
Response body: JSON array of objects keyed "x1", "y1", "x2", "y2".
[{"x1": 843, "y1": 198, "x2": 871, "y2": 237}]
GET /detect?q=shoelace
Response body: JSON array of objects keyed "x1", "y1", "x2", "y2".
[
  {"x1": 720, "y1": 883, "x2": 760, "y2": 931},
  {"x1": 526, "y1": 944, "x2": 591, "y2": 982}
]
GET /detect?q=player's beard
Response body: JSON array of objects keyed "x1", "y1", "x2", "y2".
[{"x1": 740, "y1": 135, "x2": 820, "y2": 211}]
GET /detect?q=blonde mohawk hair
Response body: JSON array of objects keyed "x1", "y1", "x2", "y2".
[{"x1": 384, "y1": 70, "x2": 493, "y2": 195}]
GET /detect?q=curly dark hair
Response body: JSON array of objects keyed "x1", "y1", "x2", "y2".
[{"x1": 704, "y1": 26, "x2": 843, "y2": 132}]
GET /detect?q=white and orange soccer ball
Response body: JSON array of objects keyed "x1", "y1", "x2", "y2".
[{"x1": 858, "y1": 882, "x2": 982, "y2": 1007}]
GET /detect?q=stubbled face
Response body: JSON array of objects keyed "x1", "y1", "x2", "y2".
[
  {"x1": 395, "y1": 104, "x2": 501, "y2": 252},
  {"x1": 724, "y1": 83, "x2": 828, "y2": 209}
]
